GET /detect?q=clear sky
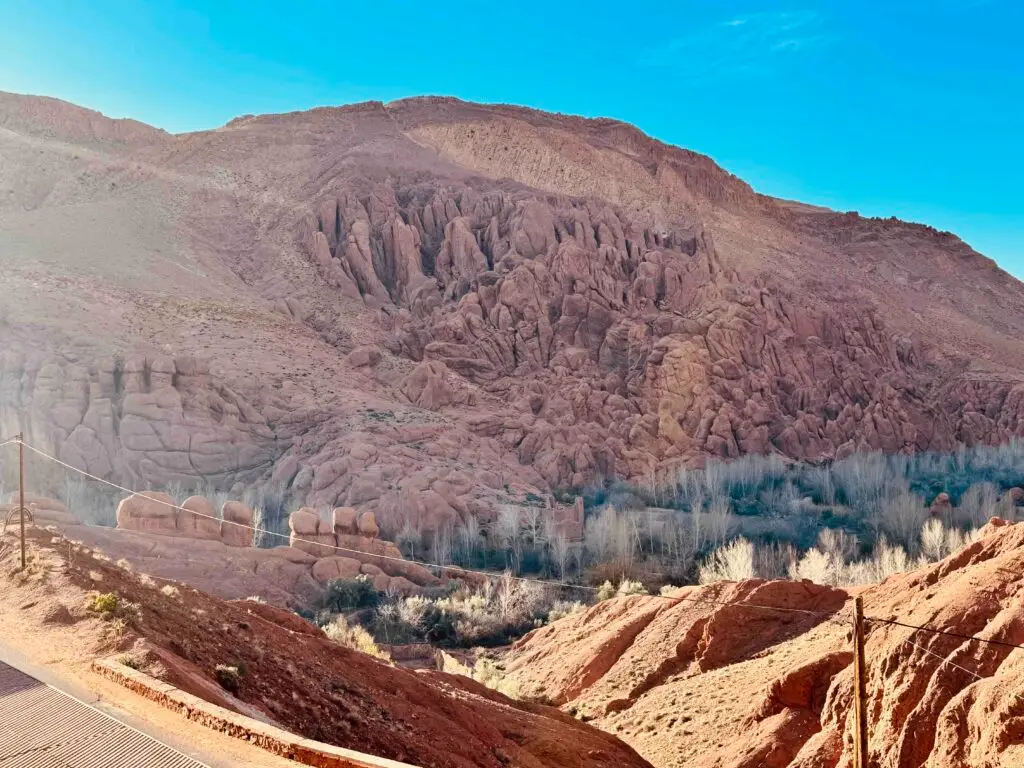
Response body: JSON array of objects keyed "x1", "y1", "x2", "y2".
[{"x1": 1, "y1": 0, "x2": 1020, "y2": 276}]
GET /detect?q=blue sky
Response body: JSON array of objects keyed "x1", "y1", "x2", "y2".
[{"x1": 1, "y1": 0, "x2": 1020, "y2": 276}]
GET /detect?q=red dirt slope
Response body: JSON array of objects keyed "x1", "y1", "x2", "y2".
[
  {"x1": 0, "y1": 527, "x2": 651, "y2": 768},
  {"x1": 504, "y1": 519, "x2": 1024, "y2": 768}
]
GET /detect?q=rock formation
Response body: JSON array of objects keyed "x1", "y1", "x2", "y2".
[
  {"x1": 4, "y1": 91, "x2": 1024, "y2": 539},
  {"x1": 503, "y1": 519, "x2": 1024, "y2": 767},
  {"x1": 103, "y1": 491, "x2": 440, "y2": 598}
]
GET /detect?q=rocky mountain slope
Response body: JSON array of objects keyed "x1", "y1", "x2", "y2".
[
  {"x1": 0, "y1": 523, "x2": 651, "y2": 768},
  {"x1": 502, "y1": 518, "x2": 1024, "y2": 768},
  {"x1": 3, "y1": 90, "x2": 1024, "y2": 535}
]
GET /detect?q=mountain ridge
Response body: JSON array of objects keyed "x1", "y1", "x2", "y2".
[{"x1": 2, "y1": 89, "x2": 1023, "y2": 537}]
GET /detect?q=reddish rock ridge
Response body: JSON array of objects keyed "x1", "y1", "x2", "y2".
[
  {"x1": 2, "y1": 90, "x2": 1024, "y2": 532},
  {"x1": 503, "y1": 519, "x2": 1024, "y2": 767}
]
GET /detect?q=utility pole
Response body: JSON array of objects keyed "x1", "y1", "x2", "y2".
[
  {"x1": 16, "y1": 434, "x2": 25, "y2": 573},
  {"x1": 853, "y1": 595, "x2": 869, "y2": 768}
]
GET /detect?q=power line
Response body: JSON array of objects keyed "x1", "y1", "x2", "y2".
[
  {"x1": 865, "y1": 616, "x2": 1024, "y2": 652},
  {"x1": 897, "y1": 635, "x2": 987, "y2": 682},
  {"x1": 888, "y1": 632, "x2": 1024, "y2": 706},
  {"x1": 8, "y1": 438, "x2": 847, "y2": 619}
]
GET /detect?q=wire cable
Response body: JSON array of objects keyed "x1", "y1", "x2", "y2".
[{"x1": 865, "y1": 616, "x2": 1024, "y2": 652}]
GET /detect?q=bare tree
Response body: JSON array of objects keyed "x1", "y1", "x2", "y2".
[
  {"x1": 521, "y1": 505, "x2": 544, "y2": 550},
  {"x1": 550, "y1": 529, "x2": 571, "y2": 578},
  {"x1": 496, "y1": 505, "x2": 522, "y2": 572},
  {"x1": 432, "y1": 523, "x2": 453, "y2": 566},
  {"x1": 457, "y1": 514, "x2": 482, "y2": 565},
  {"x1": 708, "y1": 496, "x2": 732, "y2": 545},
  {"x1": 880, "y1": 489, "x2": 927, "y2": 550}
]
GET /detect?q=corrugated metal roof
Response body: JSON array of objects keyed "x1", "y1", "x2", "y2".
[{"x1": 0, "y1": 661, "x2": 209, "y2": 767}]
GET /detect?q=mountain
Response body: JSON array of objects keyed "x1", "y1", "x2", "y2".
[{"x1": 2, "y1": 90, "x2": 1024, "y2": 535}]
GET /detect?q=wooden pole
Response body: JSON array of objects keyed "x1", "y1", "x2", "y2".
[
  {"x1": 17, "y1": 433, "x2": 26, "y2": 570},
  {"x1": 853, "y1": 595, "x2": 869, "y2": 768}
]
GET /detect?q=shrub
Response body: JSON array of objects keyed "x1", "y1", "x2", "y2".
[
  {"x1": 89, "y1": 593, "x2": 118, "y2": 614},
  {"x1": 698, "y1": 537, "x2": 755, "y2": 584},
  {"x1": 214, "y1": 664, "x2": 243, "y2": 694},
  {"x1": 596, "y1": 580, "x2": 616, "y2": 601},
  {"x1": 616, "y1": 579, "x2": 648, "y2": 596},
  {"x1": 788, "y1": 548, "x2": 837, "y2": 585},
  {"x1": 546, "y1": 600, "x2": 587, "y2": 622},
  {"x1": 320, "y1": 576, "x2": 381, "y2": 612},
  {"x1": 472, "y1": 657, "x2": 520, "y2": 699},
  {"x1": 323, "y1": 615, "x2": 391, "y2": 661},
  {"x1": 372, "y1": 577, "x2": 567, "y2": 648}
]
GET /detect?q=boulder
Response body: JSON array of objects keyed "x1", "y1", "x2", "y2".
[
  {"x1": 221, "y1": 500, "x2": 254, "y2": 547},
  {"x1": 312, "y1": 556, "x2": 364, "y2": 585},
  {"x1": 401, "y1": 360, "x2": 461, "y2": 410},
  {"x1": 115, "y1": 491, "x2": 178, "y2": 535},
  {"x1": 387, "y1": 576, "x2": 419, "y2": 596},
  {"x1": 929, "y1": 492, "x2": 953, "y2": 520},
  {"x1": 332, "y1": 506, "x2": 359, "y2": 536},
  {"x1": 358, "y1": 511, "x2": 380, "y2": 539},
  {"x1": 347, "y1": 346, "x2": 382, "y2": 368},
  {"x1": 289, "y1": 507, "x2": 336, "y2": 557},
  {"x1": 177, "y1": 496, "x2": 222, "y2": 540},
  {"x1": 289, "y1": 507, "x2": 320, "y2": 536}
]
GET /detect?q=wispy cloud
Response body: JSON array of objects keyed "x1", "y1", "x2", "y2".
[{"x1": 639, "y1": 10, "x2": 831, "y2": 82}]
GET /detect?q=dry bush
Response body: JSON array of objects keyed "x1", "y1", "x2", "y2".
[
  {"x1": 698, "y1": 537, "x2": 755, "y2": 584},
  {"x1": 324, "y1": 615, "x2": 391, "y2": 661},
  {"x1": 377, "y1": 574, "x2": 565, "y2": 647},
  {"x1": 788, "y1": 548, "x2": 834, "y2": 584}
]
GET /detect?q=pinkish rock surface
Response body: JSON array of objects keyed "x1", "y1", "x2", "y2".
[{"x1": 4, "y1": 92, "x2": 1024, "y2": 544}]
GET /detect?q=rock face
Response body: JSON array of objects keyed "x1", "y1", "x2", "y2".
[
  {"x1": 177, "y1": 496, "x2": 221, "y2": 540},
  {"x1": 221, "y1": 500, "x2": 254, "y2": 547},
  {"x1": 503, "y1": 520, "x2": 1024, "y2": 768},
  {"x1": 286, "y1": 508, "x2": 438, "y2": 589},
  {"x1": 115, "y1": 491, "x2": 178, "y2": 534},
  {"x1": 5, "y1": 91, "x2": 1024, "y2": 540}
]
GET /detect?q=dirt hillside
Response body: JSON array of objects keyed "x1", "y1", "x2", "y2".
[
  {"x1": 3, "y1": 91, "x2": 1024, "y2": 538},
  {"x1": 0, "y1": 525, "x2": 651, "y2": 768},
  {"x1": 502, "y1": 518, "x2": 1024, "y2": 767}
]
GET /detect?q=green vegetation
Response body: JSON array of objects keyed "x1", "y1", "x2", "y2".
[
  {"x1": 89, "y1": 592, "x2": 119, "y2": 614},
  {"x1": 320, "y1": 575, "x2": 381, "y2": 612}
]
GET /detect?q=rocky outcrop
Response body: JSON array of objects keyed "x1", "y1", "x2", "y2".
[
  {"x1": 504, "y1": 520, "x2": 1024, "y2": 768},
  {"x1": 286, "y1": 508, "x2": 439, "y2": 589},
  {"x1": 0, "y1": 350, "x2": 279, "y2": 491},
  {"x1": 221, "y1": 500, "x2": 254, "y2": 547},
  {"x1": 299, "y1": 181, "x2": 1024, "y2": 490},
  {"x1": 116, "y1": 491, "x2": 178, "y2": 534},
  {"x1": 177, "y1": 496, "x2": 221, "y2": 540},
  {"x1": 2, "y1": 493, "x2": 80, "y2": 527}
]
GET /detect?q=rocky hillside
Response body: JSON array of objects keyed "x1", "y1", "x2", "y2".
[
  {"x1": 3, "y1": 90, "x2": 1024, "y2": 535},
  {"x1": 0, "y1": 525, "x2": 651, "y2": 768},
  {"x1": 502, "y1": 518, "x2": 1024, "y2": 768}
]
